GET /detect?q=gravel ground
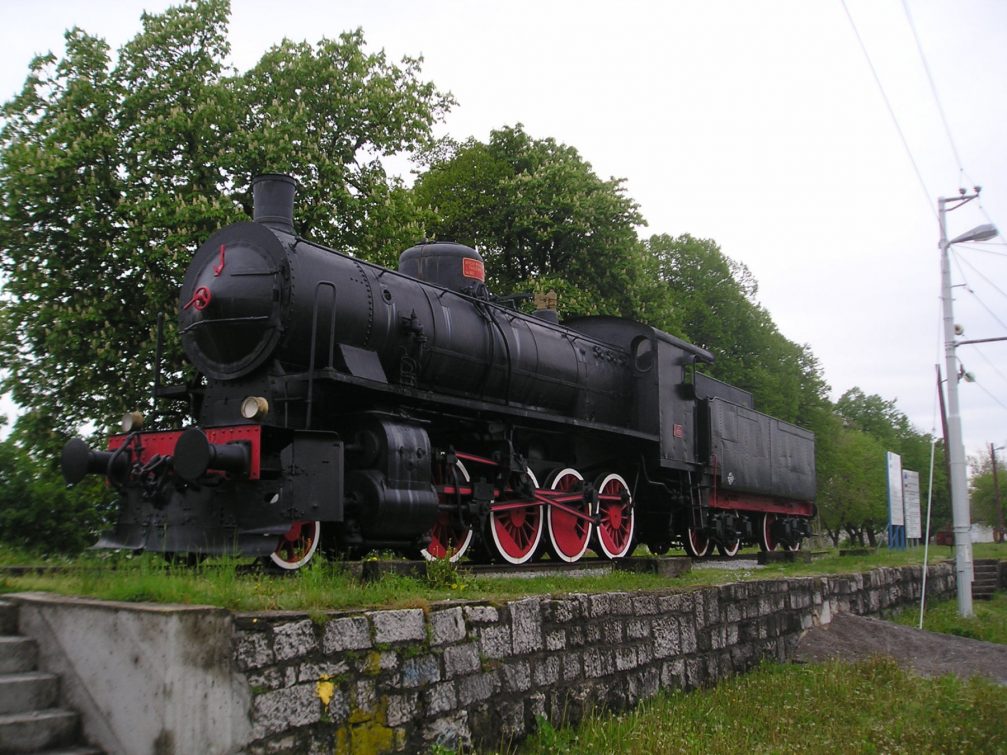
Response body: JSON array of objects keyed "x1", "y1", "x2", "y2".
[{"x1": 794, "y1": 612, "x2": 1007, "y2": 684}]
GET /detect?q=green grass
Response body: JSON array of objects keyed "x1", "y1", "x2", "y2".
[
  {"x1": 0, "y1": 542, "x2": 1004, "y2": 612},
  {"x1": 0, "y1": 550, "x2": 686, "y2": 612},
  {"x1": 891, "y1": 591, "x2": 1007, "y2": 645},
  {"x1": 509, "y1": 658, "x2": 1007, "y2": 754}
]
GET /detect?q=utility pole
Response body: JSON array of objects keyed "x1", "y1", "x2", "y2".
[
  {"x1": 991, "y1": 443, "x2": 1004, "y2": 544},
  {"x1": 938, "y1": 188, "x2": 998, "y2": 618}
]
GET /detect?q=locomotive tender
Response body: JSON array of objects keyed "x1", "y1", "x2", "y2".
[{"x1": 61, "y1": 174, "x2": 816, "y2": 569}]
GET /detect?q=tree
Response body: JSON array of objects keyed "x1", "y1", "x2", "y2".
[
  {"x1": 815, "y1": 420, "x2": 888, "y2": 546},
  {"x1": 0, "y1": 1, "x2": 453, "y2": 550},
  {"x1": 0, "y1": 0, "x2": 452, "y2": 456},
  {"x1": 0, "y1": 431, "x2": 109, "y2": 554},
  {"x1": 412, "y1": 125, "x2": 653, "y2": 320},
  {"x1": 645, "y1": 233, "x2": 830, "y2": 424},
  {"x1": 835, "y1": 387, "x2": 948, "y2": 530},
  {"x1": 969, "y1": 450, "x2": 1006, "y2": 529}
]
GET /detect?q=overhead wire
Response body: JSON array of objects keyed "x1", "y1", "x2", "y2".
[
  {"x1": 955, "y1": 253, "x2": 1007, "y2": 303},
  {"x1": 969, "y1": 347, "x2": 1007, "y2": 389},
  {"x1": 958, "y1": 243, "x2": 1007, "y2": 259},
  {"x1": 840, "y1": 0, "x2": 935, "y2": 216},
  {"x1": 951, "y1": 250, "x2": 1007, "y2": 332},
  {"x1": 972, "y1": 380, "x2": 1007, "y2": 414},
  {"x1": 900, "y1": 1, "x2": 1007, "y2": 246},
  {"x1": 900, "y1": 0, "x2": 968, "y2": 182}
]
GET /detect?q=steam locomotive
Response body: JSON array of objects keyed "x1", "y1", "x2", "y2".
[{"x1": 61, "y1": 175, "x2": 816, "y2": 569}]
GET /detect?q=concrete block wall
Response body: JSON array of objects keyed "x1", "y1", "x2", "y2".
[{"x1": 234, "y1": 563, "x2": 955, "y2": 753}]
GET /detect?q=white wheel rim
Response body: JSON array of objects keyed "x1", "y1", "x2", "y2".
[
  {"x1": 687, "y1": 527, "x2": 709, "y2": 558},
  {"x1": 546, "y1": 467, "x2": 592, "y2": 563},
  {"x1": 720, "y1": 538, "x2": 740, "y2": 557},
  {"x1": 269, "y1": 520, "x2": 320, "y2": 570},
  {"x1": 422, "y1": 461, "x2": 473, "y2": 562},
  {"x1": 490, "y1": 469, "x2": 543, "y2": 564},
  {"x1": 596, "y1": 473, "x2": 634, "y2": 559}
]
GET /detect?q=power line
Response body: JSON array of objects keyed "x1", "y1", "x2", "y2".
[
  {"x1": 899, "y1": 2, "x2": 1007, "y2": 247},
  {"x1": 900, "y1": 0, "x2": 968, "y2": 181},
  {"x1": 970, "y1": 346, "x2": 1007, "y2": 388},
  {"x1": 840, "y1": 0, "x2": 935, "y2": 217},
  {"x1": 955, "y1": 253, "x2": 1007, "y2": 303},
  {"x1": 951, "y1": 250, "x2": 1007, "y2": 331},
  {"x1": 972, "y1": 379, "x2": 1007, "y2": 414},
  {"x1": 959, "y1": 244, "x2": 1007, "y2": 258}
]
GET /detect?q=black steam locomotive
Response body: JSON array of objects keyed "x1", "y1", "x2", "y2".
[{"x1": 61, "y1": 175, "x2": 816, "y2": 569}]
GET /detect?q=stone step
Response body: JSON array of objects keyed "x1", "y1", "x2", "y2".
[
  {"x1": 0, "y1": 636, "x2": 38, "y2": 674},
  {"x1": 0, "y1": 709, "x2": 80, "y2": 753},
  {"x1": 0, "y1": 672, "x2": 59, "y2": 715},
  {"x1": 0, "y1": 602, "x2": 18, "y2": 636}
]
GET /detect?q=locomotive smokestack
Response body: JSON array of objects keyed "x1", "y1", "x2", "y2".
[{"x1": 252, "y1": 174, "x2": 297, "y2": 234}]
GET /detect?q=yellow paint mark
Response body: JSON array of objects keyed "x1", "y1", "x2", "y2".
[{"x1": 316, "y1": 674, "x2": 335, "y2": 707}]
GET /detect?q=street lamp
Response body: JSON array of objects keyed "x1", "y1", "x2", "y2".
[{"x1": 938, "y1": 189, "x2": 999, "y2": 618}]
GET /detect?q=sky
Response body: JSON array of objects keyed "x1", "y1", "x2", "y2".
[{"x1": 1, "y1": 0, "x2": 1006, "y2": 465}]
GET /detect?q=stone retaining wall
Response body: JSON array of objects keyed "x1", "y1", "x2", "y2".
[{"x1": 235, "y1": 563, "x2": 955, "y2": 753}]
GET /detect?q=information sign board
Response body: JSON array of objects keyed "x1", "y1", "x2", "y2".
[
  {"x1": 887, "y1": 452, "x2": 904, "y2": 526},
  {"x1": 902, "y1": 470, "x2": 922, "y2": 539}
]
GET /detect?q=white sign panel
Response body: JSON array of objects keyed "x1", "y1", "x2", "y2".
[
  {"x1": 887, "y1": 452, "x2": 904, "y2": 526},
  {"x1": 902, "y1": 470, "x2": 922, "y2": 539}
]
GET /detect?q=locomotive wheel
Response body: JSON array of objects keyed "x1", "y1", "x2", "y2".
[
  {"x1": 758, "y1": 513, "x2": 778, "y2": 552},
  {"x1": 683, "y1": 527, "x2": 710, "y2": 558},
  {"x1": 421, "y1": 460, "x2": 473, "y2": 562},
  {"x1": 545, "y1": 468, "x2": 593, "y2": 563},
  {"x1": 716, "y1": 537, "x2": 741, "y2": 557},
  {"x1": 488, "y1": 470, "x2": 543, "y2": 565},
  {"x1": 716, "y1": 512, "x2": 742, "y2": 557},
  {"x1": 786, "y1": 537, "x2": 803, "y2": 552},
  {"x1": 594, "y1": 473, "x2": 635, "y2": 559},
  {"x1": 269, "y1": 520, "x2": 321, "y2": 570}
]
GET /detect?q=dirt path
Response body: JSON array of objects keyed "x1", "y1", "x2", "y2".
[{"x1": 794, "y1": 612, "x2": 1007, "y2": 684}]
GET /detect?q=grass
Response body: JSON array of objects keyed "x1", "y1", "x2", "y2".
[
  {"x1": 891, "y1": 591, "x2": 1007, "y2": 645},
  {"x1": 509, "y1": 657, "x2": 1007, "y2": 754},
  {"x1": 506, "y1": 563, "x2": 1007, "y2": 755},
  {"x1": 0, "y1": 542, "x2": 1004, "y2": 613}
]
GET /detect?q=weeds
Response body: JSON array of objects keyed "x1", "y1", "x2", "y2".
[
  {"x1": 1, "y1": 543, "x2": 1004, "y2": 613},
  {"x1": 891, "y1": 591, "x2": 1007, "y2": 645},
  {"x1": 511, "y1": 658, "x2": 1007, "y2": 754}
]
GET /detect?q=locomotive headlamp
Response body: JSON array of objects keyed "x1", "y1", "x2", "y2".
[
  {"x1": 241, "y1": 396, "x2": 269, "y2": 421},
  {"x1": 121, "y1": 411, "x2": 145, "y2": 433}
]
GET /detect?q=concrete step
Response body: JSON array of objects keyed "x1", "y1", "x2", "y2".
[
  {"x1": 0, "y1": 672, "x2": 59, "y2": 714},
  {"x1": 0, "y1": 636, "x2": 38, "y2": 674},
  {"x1": 0, "y1": 709, "x2": 80, "y2": 753},
  {"x1": 0, "y1": 602, "x2": 18, "y2": 635}
]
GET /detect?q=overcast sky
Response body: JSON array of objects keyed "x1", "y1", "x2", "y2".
[{"x1": 2, "y1": 0, "x2": 1006, "y2": 464}]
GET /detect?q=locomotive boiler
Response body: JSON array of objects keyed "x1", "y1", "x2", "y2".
[{"x1": 62, "y1": 174, "x2": 816, "y2": 568}]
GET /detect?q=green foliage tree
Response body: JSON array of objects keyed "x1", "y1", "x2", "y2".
[
  {"x1": 645, "y1": 233, "x2": 831, "y2": 425},
  {"x1": 969, "y1": 450, "x2": 1006, "y2": 530},
  {"x1": 815, "y1": 419, "x2": 888, "y2": 546},
  {"x1": 0, "y1": 0, "x2": 451, "y2": 455},
  {"x1": 0, "y1": 433, "x2": 109, "y2": 554},
  {"x1": 412, "y1": 125, "x2": 658, "y2": 321},
  {"x1": 831, "y1": 387, "x2": 947, "y2": 543},
  {"x1": 0, "y1": 0, "x2": 452, "y2": 550}
]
